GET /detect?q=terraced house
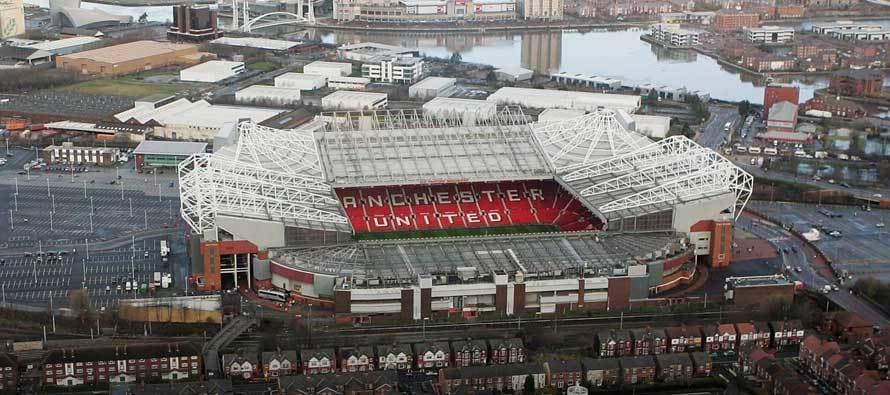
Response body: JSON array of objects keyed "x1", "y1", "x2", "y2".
[{"x1": 43, "y1": 343, "x2": 200, "y2": 387}]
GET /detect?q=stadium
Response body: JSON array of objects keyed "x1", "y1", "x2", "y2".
[{"x1": 179, "y1": 104, "x2": 752, "y2": 320}]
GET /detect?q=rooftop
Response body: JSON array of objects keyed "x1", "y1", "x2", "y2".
[
  {"x1": 769, "y1": 101, "x2": 799, "y2": 122},
  {"x1": 209, "y1": 36, "x2": 301, "y2": 51},
  {"x1": 410, "y1": 76, "x2": 456, "y2": 90},
  {"x1": 115, "y1": 98, "x2": 283, "y2": 130},
  {"x1": 181, "y1": 60, "x2": 243, "y2": 74},
  {"x1": 269, "y1": 231, "x2": 682, "y2": 282},
  {"x1": 57, "y1": 40, "x2": 196, "y2": 64},
  {"x1": 26, "y1": 36, "x2": 102, "y2": 52},
  {"x1": 486, "y1": 87, "x2": 641, "y2": 114},
  {"x1": 133, "y1": 140, "x2": 208, "y2": 156}
]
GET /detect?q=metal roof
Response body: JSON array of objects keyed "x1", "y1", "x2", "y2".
[
  {"x1": 269, "y1": 232, "x2": 684, "y2": 283},
  {"x1": 134, "y1": 141, "x2": 207, "y2": 156},
  {"x1": 316, "y1": 107, "x2": 552, "y2": 187},
  {"x1": 25, "y1": 36, "x2": 102, "y2": 52}
]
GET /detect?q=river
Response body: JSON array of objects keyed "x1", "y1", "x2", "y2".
[{"x1": 317, "y1": 28, "x2": 833, "y2": 104}]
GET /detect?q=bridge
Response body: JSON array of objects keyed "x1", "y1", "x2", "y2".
[
  {"x1": 203, "y1": 315, "x2": 258, "y2": 377},
  {"x1": 229, "y1": 0, "x2": 316, "y2": 33}
]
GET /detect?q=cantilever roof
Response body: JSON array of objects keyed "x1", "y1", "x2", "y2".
[
  {"x1": 316, "y1": 108, "x2": 552, "y2": 187},
  {"x1": 269, "y1": 232, "x2": 683, "y2": 282}
]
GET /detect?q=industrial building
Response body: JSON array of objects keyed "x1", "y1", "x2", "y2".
[
  {"x1": 830, "y1": 69, "x2": 885, "y2": 98},
  {"x1": 0, "y1": 0, "x2": 25, "y2": 39},
  {"x1": 303, "y1": 61, "x2": 353, "y2": 78},
  {"x1": 209, "y1": 37, "x2": 301, "y2": 52},
  {"x1": 337, "y1": 42, "x2": 418, "y2": 62},
  {"x1": 327, "y1": 76, "x2": 371, "y2": 90},
  {"x1": 168, "y1": 5, "x2": 221, "y2": 42},
  {"x1": 321, "y1": 91, "x2": 388, "y2": 110},
  {"x1": 651, "y1": 24, "x2": 702, "y2": 47},
  {"x1": 177, "y1": 108, "x2": 752, "y2": 318},
  {"x1": 274, "y1": 73, "x2": 327, "y2": 91},
  {"x1": 361, "y1": 56, "x2": 424, "y2": 84},
  {"x1": 550, "y1": 72, "x2": 622, "y2": 90},
  {"x1": 179, "y1": 60, "x2": 245, "y2": 83},
  {"x1": 42, "y1": 142, "x2": 117, "y2": 166},
  {"x1": 115, "y1": 97, "x2": 284, "y2": 141},
  {"x1": 134, "y1": 140, "x2": 207, "y2": 171},
  {"x1": 408, "y1": 77, "x2": 457, "y2": 99},
  {"x1": 812, "y1": 20, "x2": 890, "y2": 40},
  {"x1": 494, "y1": 67, "x2": 533, "y2": 82},
  {"x1": 23, "y1": 36, "x2": 104, "y2": 56},
  {"x1": 630, "y1": 114, "x2": 672, "y2": 139},
  {"x1": 334, "y1": 0, "x2": 517, "y2": 22},
  {"x1": 763, "y1": 84, "x2": 799, "y2": 120},
  {"x1": 745, "y1": 26, "x2": 795, "y2": 44},
  {"x1": 422, "y1": 97, "x2": 497, "y2": 124},
  {"x1": 235, "y1": 85, "x2": 302, "y2": 106},
  {"x1": 486, "y1": 87, "x2": 641, "y2": 113},
  {"x1": 765, "y1": 101, "x2": 798, "y2": 133},
  {"x1": 55, "y1": 40, "x2": 204, "y2": 76}
]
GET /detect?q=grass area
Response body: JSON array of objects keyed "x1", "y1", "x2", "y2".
[
  {"x1": 247, "y1": 61, "x2": 277, "y2": 72},
  {"x1": 57, "y1": 79, "x2": 182, "y2": 98},
  {"x1": 353, "y1": 224, "x2": 559, "y2": 241}
]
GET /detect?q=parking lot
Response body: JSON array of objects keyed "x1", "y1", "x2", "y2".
[
  {"x1": 0, "y1": 147, "x2": 186, "y2": 308},
  {"x1": 749, "y1": 201, "x2": 890, "y2": 283}
]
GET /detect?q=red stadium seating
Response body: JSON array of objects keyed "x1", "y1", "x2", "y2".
[{"x1": 336, "y1": 180, "x2": 602, "y2": 233}]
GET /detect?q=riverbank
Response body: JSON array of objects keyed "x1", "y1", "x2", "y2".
[{"x1": 314, "y1": 19, "x2": 649, "y2": 33}]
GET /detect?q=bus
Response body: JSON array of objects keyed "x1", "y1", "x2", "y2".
[
  {"x1": 723, "y1": 122, "x2": 731, "y2": 131},
  {"x1": 736, "y1": 146, "x2": 747, "y2": 153},
  {"x1": 748, "y1": 146, "x2": 762, "y2": 154},
  {"x1": 764, "y1": 147, "x2": 778, "y2": 156},
  {"x1": 160, "y1": 240, "x2": 169, "y2": 262},
  {"x1": 258, "y1": 289, "x2": 288, "y2": 303}
]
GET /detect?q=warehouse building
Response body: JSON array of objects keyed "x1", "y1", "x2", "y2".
[
  {"x1": 55, "y1": 40, "x2": 205, "y2": 76},
  {"x1": 42, "y1": 142, "x2": 117, "y2": 166},
  {"x1": 179, "y1": 60, "x2": 245, "y2": 83},
  {"x1": 274, "y1": 73, "x2": 327, "y2": 90},
  {"x1": 422, "y1": 97, "x2": 496, "y2": 125},
  {"x1": 328, "y1": 76, "x2": 370, "y2": 90},
  {"x1": 494, "y1": 67, "x2": 533, "y2": 82},
  {"x1": 408, "y1": 76, "x2": 457, "y2": 99},
  {"x1": 115, "y1": 97, "x2": 284, "y2": 140},
  {"x1": 630, "y1": 114, "x2": 671, "y2": 139},
  {"x1": 209, "y1": 36, "x2": 301, "y2": 52},
  {"x1": 134, "y1": 140, "x2": 207, "y2": 171},
  {"x1": 24, "y1": 36, "x2": 104, "y2": 56},
  {"x1": 361, "y1": 56, "x2": 424, "y2": 84},
  {"x1": 321, "y1": 91, "x2": 387, "y2": 110},
  {"x1": 487, "y1": 87, "x2": 641, "y2": 113},
  {"x1": 304, "y1": 61, "x2": 353, "y2": 78},
  {"x1": 235, "y1": 85, "x2": 302, "y2": 106},
  {"x1": 337, "y1": 42, "x2": 418, "y2": 62}
]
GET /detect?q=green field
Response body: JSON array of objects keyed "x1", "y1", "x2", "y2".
[
  {"x1": 247, "y1": 61, "x2": 277, "y2": 72},
  {"x1": 57, "y1": 79, "x2": 182, "y2": 98},
  {"x1": 353, "y1": 224, "x2": 559, "y2": 241}
]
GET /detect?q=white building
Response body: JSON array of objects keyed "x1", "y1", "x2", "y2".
[
  {"x1": 179, "y1": 60, "x2": 245, "y2": 83},
  {"x1": 321, "y1": 91, "x2": 388, "y2": 110},
  {"x1": 328, "y1": 76, "x2": 371, "y2": 90},
  {"x1": 487, "y1": 87, "x2": 641, "y2": 113},
  {"x1": 209, "y1": 37, "x2": 301, "y2": 51},
  {"x1": 422, "y1": 97, "x2": 497, "y2": 124},
  {"x1": 361, "y1": 56, "x2": 424, "y2": 84},
  {"x1": 494, "y1": 67, "x2": 533, "y2": 82},
  {"x1": 537, "y1": 108, "x2": 586, "y2": 122},
  {"x1": 274, "y1": 73, "x2": 328, "y2": 90},
  {"x1": 651, "y1": 23, "x2": 701, "y2": 47},
  {"x1": 235, "y1": 85, "x2": 302, "y2": 106},
  {"x1": 304, "y1": 61, "x2": 353, "y2": 78},
  {"x1": 630, "y1": 114, "x2": 671, "y2": 139},
  {"x1": 523, "y1": 0, "x2": 563, "y2": 20},
  {"x1": 745, "y1": 26, "x2": 795, "y2": 43},
  {"x1": 408, "y1": 76, "x2": 456, "y2": 99},
  {"x1": 115, "y1": 98, "x2": 283, "y2": 140},
  {"x1": 337, "y1": 42, "x2": 417, "y2": 62}
]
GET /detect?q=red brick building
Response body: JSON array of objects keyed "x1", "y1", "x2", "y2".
[
  {"x1": 487, "y1": 338, "x2": 525, "y2": 365},
  {"x1": 0, "y1": 354, "x2": 17, "y2": 392},
  {"x1": 43, "y1": 343, "x2": 201, "y2": 388},
  {"x1": 830, "y1": 69, "x2": 885, "y2": 98},
  {"x1": 763, "y1": 84, "x2": 800, "y2": 120},
  {"x1": 544, "y1": 360, "x2": 582, "y2": 389},
  {"x1": 714, "y1": 11, "x2": 760, "y2": 32},
  {"x1": 618, "y1": 356, "x2": 657, "y2": 385},
  {"x1": 301, "y1": 349, "x2": 336, "y2": 375},
  {"x1": 450, "y1": 340, "x2": 488, "y2": 367},
  {"x1": 665, "y1": 325, "x2": 703, "y2": 353},
  {"x1": 802, "y1": 95, "x2": 868, "y2": 118},
  {"x1": 656, "y1": 353, "x2": 693, "y2": 383}
]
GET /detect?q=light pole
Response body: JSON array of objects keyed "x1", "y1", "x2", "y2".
[
  {"x1": 90, "y1": 196, "x2": 94, "y2": 215},
  {"x1": 85, "y1": 238, "x2": 89, "y2": 260},
  {"x1": 51, "y1": 195, "x2": 55, "y2": 213},
  {"x1": 83, "y1": 180, "x2": 87, "y2": 198},
  {"x1": 129, "y1": 198, "x2": 133, "y2": 217},
  {"x1": 14, "y1": 177, "x2": 17, "y2": 195},
  {"x1": 8, "y1": 209, "x2": 12, "y2": 231},
  {"x1": 144, "y1": 210, "x2": 148, "y2": 229},
  {"x1": 46, "y1": 177, "x2": 50, "y2": 196},
  {"x1": 13, "y1": 193, "x2": 16, "y2": 212},
  {"x1": 120, "y1": 180, "x2": 124, "y2": 200}
]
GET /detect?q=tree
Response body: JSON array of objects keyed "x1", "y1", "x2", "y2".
[
  {"x1": 69, "y1": 288, "x2": 91, "y2": 327},
  {"x1": 681, "y1": 123, "x2": 693, "y2": 138},
  {"x1": 738, "y1": 100, "x2": 751, "y2": 116},
  {"x1": 449, "y1": 52, "x2": 463, "y2": 64},
  {"x1": 524, "y1": 374, "x2": 536, "y2": 393},
  {"x1": 138, "y1": 12, "x2": 148, "y2": 23},
  {"x1": 486, "y1": 70, "x2": 498, "y2": 83}
]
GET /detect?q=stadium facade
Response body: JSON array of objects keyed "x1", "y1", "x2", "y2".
[{"x1": 179, "y1": 105, "x2": 752, "y2": 320}]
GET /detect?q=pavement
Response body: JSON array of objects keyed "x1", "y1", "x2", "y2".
[
  {"x1": 738, "y1": 205, "x2": 890, "y2": 327},
  {"x1": 697, "y1": 105, "x2": 739, "y2": 151},
  {"x1": 0, "y1": 148, "x2": 191, "y2": 308},
  {"x1": 739, "y1": 164, "x2": 890, "y2": 202}
]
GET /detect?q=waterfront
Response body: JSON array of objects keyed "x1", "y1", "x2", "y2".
[{"x1": 318, "y1": 28, "x2": 832, "y2": 104}]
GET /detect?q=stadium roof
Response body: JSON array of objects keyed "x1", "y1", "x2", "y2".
[
  {"x1": 316, "y1": 108, "x2": 552, "y2": 187},
  {"x1": 269, "y1": 232, "x2": 684, "y2": 282},
  {"x1": 178, "y1": 106, "x2": 752, "y2": 235}
]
